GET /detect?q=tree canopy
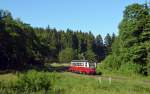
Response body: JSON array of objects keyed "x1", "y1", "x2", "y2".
[
  {"x1": 97, "y1": 3, "x2": 150, "y2": 76},
  {"x1": 0, "y1": 9, "x2": 115, "y2": 70}
]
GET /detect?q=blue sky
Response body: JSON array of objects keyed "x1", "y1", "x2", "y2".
[{"x1": 0, "y1": 0, "x2": 145, "y2": 37}]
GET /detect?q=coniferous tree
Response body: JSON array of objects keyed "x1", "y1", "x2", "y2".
[
  {"x1": 94, "y1": 34, "x2": 105, "y2": 61},
  {"x1": 0, "y1": 9, "x2": 112, "y2": 70},
  {"x1": 104, "y1": 33, "x2": 112, "y2": 55}
]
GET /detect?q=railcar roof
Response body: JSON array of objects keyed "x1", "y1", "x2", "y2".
[{"x1": 71, "y1": 60, "x2": 88, "y2": 62}]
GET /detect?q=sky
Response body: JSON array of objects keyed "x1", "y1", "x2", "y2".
[{"x1": 0, "y1": 0, "x2": 146, "y2": 37}]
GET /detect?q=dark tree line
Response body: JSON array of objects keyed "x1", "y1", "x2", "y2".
[
  {"x1": 0, "y1": 9, "x2": 115, "y2": 70},
  {"x1": 34, "y1": 27, "x2": 115, "y2": 63}
]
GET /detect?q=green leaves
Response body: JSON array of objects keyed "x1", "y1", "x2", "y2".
[
  {"x1": 85, "y1": 50, "x2": 96, "y2": 63},
  {"x1": 0, "y1": 9, "x2": 114, "y2": 70},
  {"x1": 59, "y1": 48, "x2": 75, "y2": 63},
  {"x1": 123, "y1": 4, "x2": 148, "y2": 21},
  {"x1": 97, "y1": 3, "x2": 150, "y2": 76},
  {"x1": 17, "y1": 70, "x2": 52, "y2": 92}
]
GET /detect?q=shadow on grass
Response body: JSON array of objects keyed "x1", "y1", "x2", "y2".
[
  {"x1": 0, "y1": 64, "x2": 69, "y2": 74},
  {"x1": 47, "y1": 65, "x2": 69, "y2": 72}
]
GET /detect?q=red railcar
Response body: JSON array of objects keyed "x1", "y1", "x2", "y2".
[{"x1": 68, "y1": 60, "x2": 96, "y2": 75}]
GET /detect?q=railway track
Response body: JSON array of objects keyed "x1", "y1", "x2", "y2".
[
  {"x1": 48, "y1": 65, "x2": 150, "y2": 84},
  {"x1": 64, "y1": 72, "x2": 150, "y2": 85}
]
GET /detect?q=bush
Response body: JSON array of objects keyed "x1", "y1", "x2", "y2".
[
  {"x1": 147, "y1": 51, "x2": 150, "y2": 76},
  {"x1": 85, "y1": 50, "x2": 97, "y2": 62},
  {"x1": 0, "y1": 70, "x2": 57, "y2": 93},
  {"x1": 59, "y1": 48, "x2": 75, "y2": 63},
  {"x1": 96, "y1": 54, "x2": 141, "y2": 75},
  {"x1": 16, "y1": 70, "x2": 53, "y2": 92},
  {"x1": 96, "y1": 55, "x2": 114, "y2": 74},
  {"x1": 119, "y1": 62, "x2": 141, "y2": 75}
]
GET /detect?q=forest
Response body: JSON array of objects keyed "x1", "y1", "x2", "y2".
[
  {"x1": 0, "y1": 3, "x2": 150, "y2": 94},
  {"x1": 0, "y1": 3, "x2": 150, "y2": 76},
  {"x1": 0, "y1": 9, "x2": 115, "y2": 70}
]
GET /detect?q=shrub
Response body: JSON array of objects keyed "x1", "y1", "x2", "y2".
[
  {"x1": 59, "y1": 48, "x2": 75, "y2": 63},
  {"x1": 147, "y1": 51, "x2": 150, "y2": 76},
  {"x1": 0, "y1": 70, "x2": 58, "y2": 94},
  {"x1": 119, "y1": 62, "x2": 141, "y2": 75},
  {"x1": 85, "y1": 50, "x2": 97, "y2": 62},
  {"x1": 96, "y1": 54, "x2": 141, "y2": 75},
  {"x1": 16, "y1": 70, "x2": 53, "y2": 92},
  {"x1": 96, "y1": 55, "x2": 113, "y2": 74}
]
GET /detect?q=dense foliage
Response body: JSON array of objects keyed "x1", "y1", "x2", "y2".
[
  {"x1": 0, "y1": 10, "x2": 47, "y2": 70},
  {"x1": 34, "y1": 27, "x2": 115, "y2": 63},
  {"x1": 0, "y1": 70, "x2": 56, "y2": 94},
  {"x1": 58, "y1": 48, "x2": 75, "y2": 63},
  {"x1": 0, "y1": 9, "x2": 115, "y2": 70},
  {"x1": 97, "y1": 3, "x2": 150, "y2": 76}
]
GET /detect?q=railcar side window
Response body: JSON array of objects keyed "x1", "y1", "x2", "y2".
[{"x1": 72, "y1": 62, "x2": 84, "y2": 66}]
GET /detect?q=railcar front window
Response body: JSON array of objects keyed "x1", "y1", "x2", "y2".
[{"x1": 89, "y1": 63, "x2": 95, "y2": 68}]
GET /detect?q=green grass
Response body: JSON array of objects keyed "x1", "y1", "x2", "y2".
[
  {"x1": 0, "y1": 70, "x2": 56, "y2": 94},
  {"x1": 0, "y1": 71, "x2": 150, "y2": 94},
  {"x1": 53, "y1": 72, "x2": 150, "y2": 94},
  {"x1": 46, "y1": 62, "x2": 70, "y2": 67},
  {"x1": 0, "y1": 73, "x2": 17, "y2": 81}
]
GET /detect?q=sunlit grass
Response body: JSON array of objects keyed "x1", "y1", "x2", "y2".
[
  {"x1": 0, "y1": 73, "x2": 18, "y2": 81},
  {"x1": 53, "y1": 72, "x2": 150, "y2": 94},
  {"x1": 49, "y1": 63, "x2": 70, "y2": 67},
  {"x1": 0, "y1": 71, "x2": 150, "y2": 94}
]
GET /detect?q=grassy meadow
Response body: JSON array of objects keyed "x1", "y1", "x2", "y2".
[{"x1": 0, "y1": 70, "x2": 150, "y2": 94}]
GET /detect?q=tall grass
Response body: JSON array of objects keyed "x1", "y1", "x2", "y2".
[
  {"x1": 0, "y1": 70, "x2": 58, "y2": 94},
  {"x1": 0, "y1": 71, "x2": 150, "y2": 94},
  {"x1": 53, "y1": 72, "x2": 150, "y2": 94}
]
